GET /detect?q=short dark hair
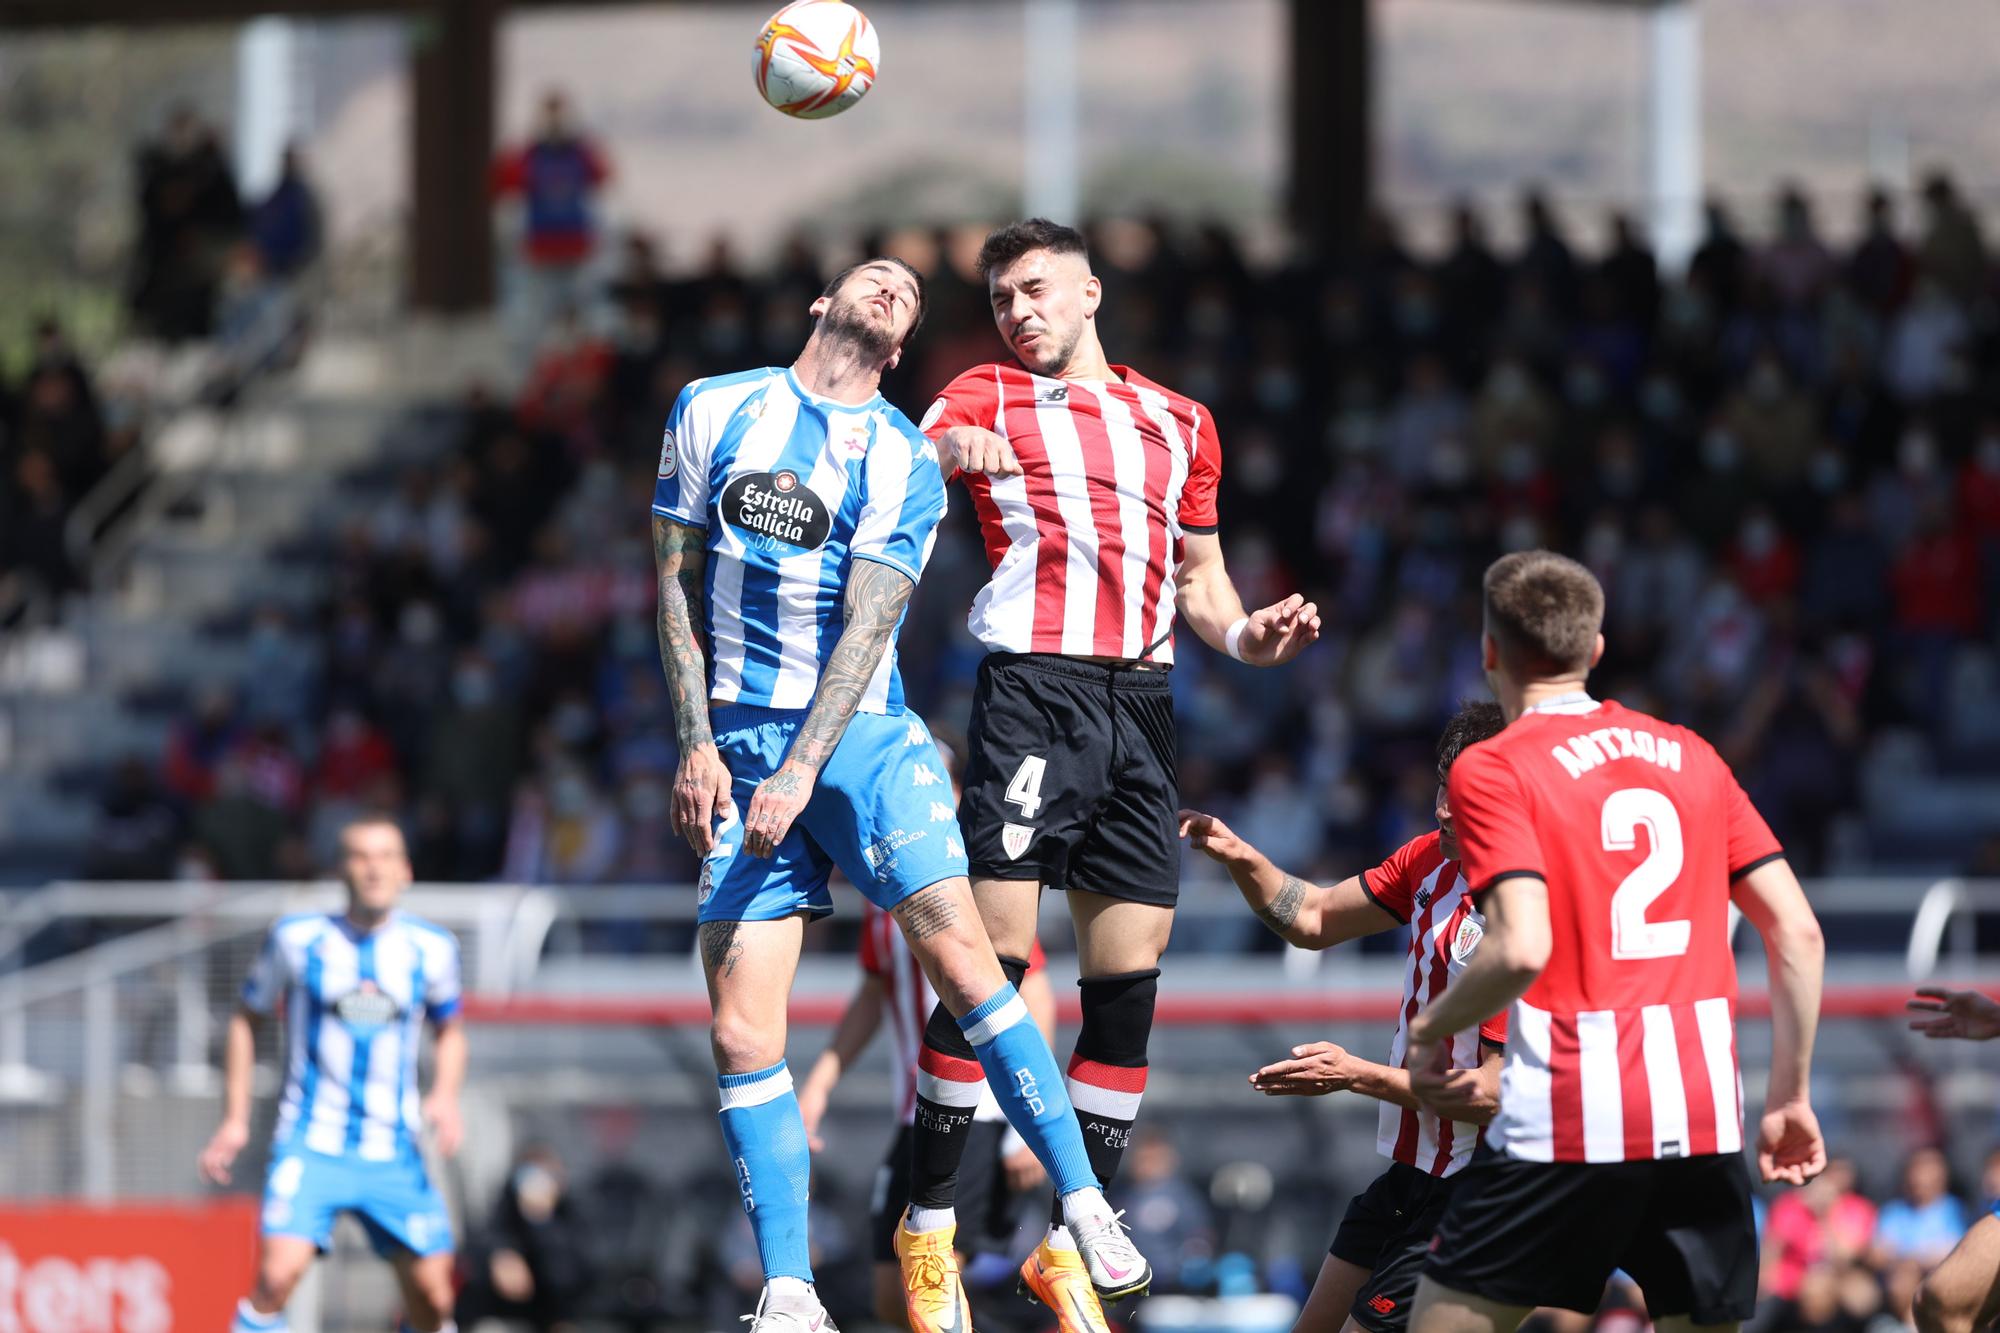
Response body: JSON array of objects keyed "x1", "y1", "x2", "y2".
[
  {"x1": 1482, "y1": 550, "x2": 1605, "y2": 676},
  {"x1": 976, "y1": 218, "x2": 1088, "y2": 281},
  {"x1": 821, "y1": 256, "x2": 928, "y2": 341},
  {"x1": 1436, "y1": 700, "x2": 1506, "y2": 777}
]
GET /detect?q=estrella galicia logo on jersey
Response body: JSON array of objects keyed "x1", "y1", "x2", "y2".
[
  {"x1": 334, "y1": 982, "x2": 401, "y2": 1030},
  {"x1": 721, "y1": 470, "x2": 832, "y2": 551},
  {"x1": 657, "y1": 427, "x2": 677, "y2": 479}
]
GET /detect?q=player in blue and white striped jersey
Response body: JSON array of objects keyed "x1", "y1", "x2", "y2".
[
  {"x1": 199, "y1": 815, "x2": 465, "y2": 1333},
  {"x1": 652, "y1": 258, "x2": 1150, "y2": 1333}
]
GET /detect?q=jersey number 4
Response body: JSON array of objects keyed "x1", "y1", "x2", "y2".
[
  {"x1": 1603, "y1": 788, "x2": 1691, "y2": 960},
  {"x1": 1004, "y1": 755, "x2": 1048, "y2": 820}
]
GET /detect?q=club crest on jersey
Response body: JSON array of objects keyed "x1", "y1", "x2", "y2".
[
  {"x1": 1449, "y1": 915, "x2": 1485, "y2": 965},
  {"x1": 720, "y1": 470, "x2": 832, "y2": 551},
  {"x1": 657, "y1": 427, "x2": 677, "y2": 479},
  {"x1": 1001, "y1": 822, "x2": 1035, "y2": 861},
  {"x1": 335, "y1": 982, "x2": 401, "y2": 1029},
  {"x1": 836, "y1": 424, "x2": 871, "y2": 459}
]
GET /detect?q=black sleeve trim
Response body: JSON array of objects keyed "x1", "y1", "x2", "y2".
[
  {"x1": 1730, "y1": 851, "x2": 1787, "y2": 882},
  {"x1": 1467, "y1": 869, "x2": 1547, "y2": 896},
  {"x1": 1479, "y1": 1035, "x2": 1507, "y2": 1052},
  {"x1": 1359, "y1": 871, "x2": 1410, "y2": 925},
  {"x1": 1181, "y1": 523, "x2": 1219, "y2": 535}
]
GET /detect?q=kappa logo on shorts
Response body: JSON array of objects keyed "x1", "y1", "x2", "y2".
[
  {"x1": 929, "y1": 802, "x2": 956, "y2": 823},
  {"x1": 946, "y1": 836, "x2": 964, "y2": 860},
  {"x1": 1001, "y1": 822, "x2": 1035, "y2": 861},
  {"x1": 912, "y1": 763, "x2": 943, "y2": 788}
]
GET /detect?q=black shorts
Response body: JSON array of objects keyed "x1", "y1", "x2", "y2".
[
  {"x1": 960, "y1": 654, "x2": 1178, "y2": 904},
  {"x1": 1329, "y1": 1161, "x2": 1458, "y2": 1333},
  {"x1": 870, "y1": 1120, "x2": 1012, "y2": 1262},
  {"x1": 1422, "y1": 1145, "x2": 1758, "y2": 1322}
]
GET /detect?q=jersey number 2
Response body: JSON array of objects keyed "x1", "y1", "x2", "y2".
[
  {"x1": 1603, "y1": 788, "x2": 1690, "y2": 960},
  {"x1": 1004, "y1": 755, "x2": 1048, "y2": 819}
]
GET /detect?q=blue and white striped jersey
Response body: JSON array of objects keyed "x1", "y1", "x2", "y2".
[
  {"x1": 651, "y1": 367, "x2": 948, "y2": 715},
  {"x1": 241, "y1": 911, "x2": 462, "y2": 1163}
]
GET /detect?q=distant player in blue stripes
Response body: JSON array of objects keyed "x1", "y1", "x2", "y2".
[
  {"x1": 652, "y1": 258, "x2": 1150, "y2": 1333},
  {"x1": 199, "y1": 815, "x2": 465, "y2": 1333}
]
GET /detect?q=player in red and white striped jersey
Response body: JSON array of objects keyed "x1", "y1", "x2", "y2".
[
  {"x1": 797, "y1": 903, "x2": 1054, "y2": 1329},
  {"x1": 902, "y1": 218, "x2": 1321, "y2": 1333},
  {"x1": 1180, "y1": 702, "x2": 1509, "y2": 1333},
  {"x1": 1405, "y1": 551, "x2": 1828, "y2": 1333}
]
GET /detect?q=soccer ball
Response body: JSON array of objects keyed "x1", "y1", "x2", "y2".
[{"x1": 753, "y1": 1, "x2": 880, "y2": 120}]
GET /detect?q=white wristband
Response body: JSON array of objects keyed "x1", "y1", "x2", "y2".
[{"x1": 1223, "y1": 616, "x2": 1251, "y2": 662}]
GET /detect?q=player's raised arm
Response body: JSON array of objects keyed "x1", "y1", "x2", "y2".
[
  {"x1": 655, "y1": 513, "x2": 731, "y2": 855},
  {"x1": 1178, "y1": 808, "x2": 1396, "y2": 949},
  {"x1": 741, "y1": 558, "x2": 916, "y2": 858},
  {"x1": 1732, "y1": 856, "x2": 1827, "y2": 1185},
  {"x1": 1174, "y1": 533, "x2": 1321, "y2": 667}
]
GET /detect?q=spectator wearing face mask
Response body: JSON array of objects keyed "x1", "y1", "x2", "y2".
[{"x1": 460, "y1": 1146, "x2": 591, "y2": 1333}]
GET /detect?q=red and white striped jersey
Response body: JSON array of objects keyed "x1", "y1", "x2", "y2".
[
  {"x1": 1363, "y1": 831, "x2": 1509, "y2": 1177},
  {"x1": 1446, "y1": 694, "x2": 1785, "y2": 1164},
  {"x1": 857, "y1": 904, "x2": 1047, "y2": 1124},
  {"x1": 920, "y1": 363, "x2": 1222, "y2": 663}
]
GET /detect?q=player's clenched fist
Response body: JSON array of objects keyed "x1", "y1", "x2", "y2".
[
  {"x1": 1178, "y1": 809, "x2": 1249, "y2": 863},
  {"x1": 936, "y1": 425, "x2": 1023, "y2": 480},
  {"x1": 197, "y1": 1118, "x2": 248, "y2": 1185},
  {"x1": 672, "y1": 741, "x2": 735, "y2": 856},
  {"x1": 744, "y1": 760, "x2": 816, "y2": 858},
  {"x1": 1756, "y1": 1100, "x2": 1827, "y2": 1186},
  {"x1": 1237, "y1": 593, "x2": 1322, "y2": 667}
]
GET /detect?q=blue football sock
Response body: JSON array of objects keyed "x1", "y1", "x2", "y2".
[
  {"x1": 233, "y1": 1301, "x2": 287, "y2": 1333},
  {"x1": 717, "y1": 1060, "x2": 815, "y2": 1283},
  {"x1": 959, "y1": 984, "x2": 1098, "y2": 1196}
]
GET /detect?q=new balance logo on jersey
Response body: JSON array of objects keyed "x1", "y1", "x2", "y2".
[
  {"x1": 1034, "y1": 384, "x2": 1069, "y2": 404},
  {"x1": 1550, "y1": 726, "x2": 1683, "y2": 780},
  {"x1": 905, "y1": 721, "x2": 928, "y2": 746},
  {"x1": 930, "y1": 802, "x2": 955, "y2": 823},
  {"x1": 912, "y1": 764, "x2": 942, "y2": 787}
]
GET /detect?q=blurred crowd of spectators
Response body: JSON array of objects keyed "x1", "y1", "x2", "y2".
[
  {"x1": 448, "y1": 1125, "x2": 2000, "y2": 1333},
  {"x1": 128, "y1": 104, "x2": 322, "y2": 346},
  {"x1": 93, "y1": 166, "x2": 2000, "y2": 897},
  {"x1": 0, "y1": 319, "x2": 121, "y2": 614}
]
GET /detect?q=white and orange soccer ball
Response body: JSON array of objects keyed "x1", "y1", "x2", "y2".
[{"x1": 753, "y1": 1, "x2": 880, "y2": 120}]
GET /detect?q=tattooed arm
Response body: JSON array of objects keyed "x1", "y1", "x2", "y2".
[
  {"x1": 1178, "y1": 809, "x2": 1398, "y2": 949},
  {"x1": 739, "y1": 559, "x2": 915, "y2": 859},
  {"x1": 656, "y1": 514, "x2": 733, "y2": 855}
]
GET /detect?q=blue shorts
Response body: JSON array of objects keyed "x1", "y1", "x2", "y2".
[
  {"x1": 261, "y1": 1147, "x2": 454, "y2": 1257},
  {"x1": 697, "y1": 704, "x2": 969, "y2": 923}
]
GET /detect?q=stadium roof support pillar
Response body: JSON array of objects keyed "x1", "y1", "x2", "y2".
[
  {"x1": 1288, "y1": 0, "x2": 1372, "y2": 261},
  {"x1": 1647, "y1": 0, "x2": 1701, "y2": 273},
  {"x1": 410, "y1": 0, "x2": 498, "y2": 311}
]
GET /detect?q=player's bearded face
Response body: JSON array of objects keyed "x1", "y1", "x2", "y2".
[{"x1": 821, "y1": 266, "x2": 917, "y2": 361}]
